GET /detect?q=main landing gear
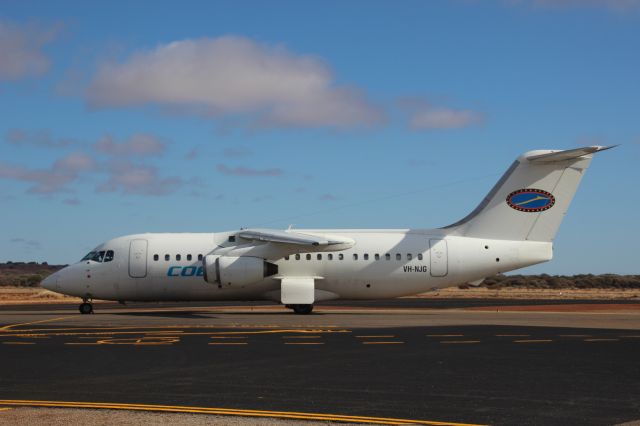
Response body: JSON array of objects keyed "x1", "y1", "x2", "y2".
[
  {"x1": 79, "y1": 299, "x2": 93, "y2": 315},
  {"x1": 288, "y1": 304, "x2": 313, "y2": 315}
]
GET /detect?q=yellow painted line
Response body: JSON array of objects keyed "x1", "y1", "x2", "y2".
[
  {"x1": 584, "y1": 338, "x2": 619, "y2": 342},
  {"x1": 362, "y1": 341, "x2": 404, "y2": 345},
  {"x1": 356, "y1": 335, "x2": 395, "y2": 338},
  {"x1": 2, "y1": 342, "x2": 36, "y2": 345},
  {"x1": 439, "y1": 341, "x2": 480, "y2": 345},
  {"x1": 282, "y1": 335, "x2": 322, "y2": 339},
  {"x1": 11, "y1": 334, "x2": 50, "y2": 339},
  {"x1": 558, "y1": 334, "x2": 591, "y2": 337},
  {"x1": 0, "y1": 399, "x2": 485, "y2": 426},
  {"x1": 284, "y1": 342, "x2": 324, "y2": 345},
  {"x1": 0, "y1": 407, "x2": 11, "y2": 411},
  {"x1": 0, "y1": 316, "x2": 73, "y2": 332},
  {"x1": 514, "y1": 340, "x2": 552, "y2": 343},
  {"x1": 65, "y1": 343, "x2": 102, "y2": 346},
  {"x1": 208, "y1": 342, "x2": 248, "y2": 345},
  {"x1": 210, "y1": 336, "x2": 248, "y2": 339},
  {"x1": 495, "y1": 334, "x2": 529, "y2": 337},
  {"x1": 427, "y1": 334, "x2": 464, "y2": 337}
]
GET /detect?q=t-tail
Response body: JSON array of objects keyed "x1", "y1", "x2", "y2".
[{"x1": 444, "y1": 145, "x2": 614, "y2": 242}]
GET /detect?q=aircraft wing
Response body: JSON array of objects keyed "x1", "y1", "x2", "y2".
[{"x1": 238, "y1": 228, "x2": 354, "y2": 247}]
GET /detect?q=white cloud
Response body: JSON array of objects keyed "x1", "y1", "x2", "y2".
[
  {"x1": 0, "y1": 153, "x2": 96, "y2": 194},
  {"x1": 94, "y1": 133, "x2": 166, "y2": 157},
  {"x1": 6, "y1": 129, "x2": 77, "y2": 148},
  {"x1": 509, "y1": 0, "x2": 640, "y2": 12},
  {"x1": 400, "y1": 98, "x2": 483, "y2": 130},
  {"x1": 410, "y1": 107, "x2": 483, "y2": 130},
  {"x1": 0, "y1": 20, "x2": 60, "y2": 80},
  {"x1": 86, "y1": 36, "x2": 384, "y2": 128},
  {"x1": 97, "y1": 160, "x2": 183, "y2": 196},
  {"x1": 216, "y1": 164, "x2": 283, "y2": 177}
]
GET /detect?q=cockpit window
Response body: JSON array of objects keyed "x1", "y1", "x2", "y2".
[
  {"x1": 81, "y1": 251, "x2": 96, "y2": 261},
  {"x1": 81, "y1": 250, "x2": 108, "y2": 263},
  {"x1": 104, "y1": 250, "x2": 114, "y2": 262}
]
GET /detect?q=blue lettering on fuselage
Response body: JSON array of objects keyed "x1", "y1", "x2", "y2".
[{"x1": 167, "y1": 266, "x2": 204, "y2": 277}]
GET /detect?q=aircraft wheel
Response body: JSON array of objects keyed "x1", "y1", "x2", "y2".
[
  {"x1": 79, "y1": 302, "x2": 93, "y2": 315},
  {"x1": 292, "y1": 304, "x2": 313, "y2": 315}
]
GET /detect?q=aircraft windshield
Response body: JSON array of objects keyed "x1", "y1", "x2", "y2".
[{"x1": 80, "y1": 250, "x2": 114, "y2": 263}]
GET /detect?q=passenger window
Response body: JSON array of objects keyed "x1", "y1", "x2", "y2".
[
  {"x1": 317, "y1": 254, "x2": 322, "y2": 260},
  {"x1": 165, "y1": 254, "x2": 170, "y2": 261},
  {"x1": 306, "y1": 254, "x2": 311, "y2": 260},
  {"x1": 176, "y1": 254, "x2": 182, "y2": 261},
  {"x1": 339, "y1": 254, "x2": 344, "y2": 260},
  {"x1": 385, "y1": 253, "x2": 390, "y2": 261},
  {"x1": 187, "y1": 254, "x2": 192, "y2": 261},
  {"x1": 228, "y1": 235, "x2": 236, "y2": 243},
  {"x1": 418, "y1": 253, "x2": 423, "y2": 260},
  {"x1": 328, "y1": 254, "x2": 333, "y2": 260},
  {"x1": 396, "y1": 253, "x2": 401, "y2": 261},
  {"x1": 295, "y1": 254, "x2": 301, "y2": 260},
  {"x1": 104, "y1": 250, "x2": 114, "y2": 262},
  {"x1": 198, "y1": 254, "x2": 203, "y2": 261},
  {"x1": 153, "y1": 254, "x2": 159, "y2": 261},
  {"x1": 364, "y1": 253, "x2": 369, "y2": 260},
  {"x1": 407, "y1": 253, "x2": 412, "y2": 261},
  {"x1": 353, "y1": 254, "x2": 358, "y2": 260},
  {"x1": 375, "y1": 254, "x2": 380, "y2": 260},
  {"x1": 285, "y1": 255, "x2": 290, "y2": 260}
]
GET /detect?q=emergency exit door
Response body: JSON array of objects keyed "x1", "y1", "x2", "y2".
[
  {"x1": 129, "y1": 239, "x2": 148, "y2": 278},
  {"x1": 429, "y1": 239, "x2": 448, "y2": 277}
]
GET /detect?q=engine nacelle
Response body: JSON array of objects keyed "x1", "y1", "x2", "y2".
[{"x1": 203, "y1": 255, "x2": 278, "y2": 287}]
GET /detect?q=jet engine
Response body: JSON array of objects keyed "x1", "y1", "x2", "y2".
[{"x1": 203, "y1": 255, "x2": 278, "y2": 287}]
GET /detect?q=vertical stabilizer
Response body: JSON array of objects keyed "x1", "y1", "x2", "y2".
[{"x1": 444, "y1": 146, "x2": 613, "y2": 242}]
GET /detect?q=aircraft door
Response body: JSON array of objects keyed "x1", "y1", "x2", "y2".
[
  {"x1": 129, "y1": 239, "x2": 148, "y2": 278},
  {"x1": 429, "y1": 239, "x2": 448, "y2": 277}
]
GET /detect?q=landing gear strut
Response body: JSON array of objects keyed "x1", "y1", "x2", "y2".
[
  {"x1": 79, "y1": 300, "x2": 93, "y2": 315},
  {"x1": 291, "y1": 304, "x2": 313, "y2": 315}
]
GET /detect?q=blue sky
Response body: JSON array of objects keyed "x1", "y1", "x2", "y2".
[{"x1": 0, "y1": 0, "x2": 638, "y2": 273}]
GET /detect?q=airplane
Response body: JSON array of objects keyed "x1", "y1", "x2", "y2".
[{"x1": 41, "y1": 145, "x2": 613, "y2": 315}]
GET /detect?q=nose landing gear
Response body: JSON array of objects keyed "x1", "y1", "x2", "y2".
[{"x1": 79, "y1": 299, "x2": 93, "y2": 315}]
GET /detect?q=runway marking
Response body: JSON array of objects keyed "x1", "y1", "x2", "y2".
[
  {"x1": 558, "y1": 334, "x2": 591, "y2": 337},
  {"x1": 284, "y1": 342, "x2": 324, "y2": 345},
  {"x1": 282, "y1": 335, "x2": 322, "y2": 339},
  {"x1": 439, "y1": 340, "x2": 480, "y2": 345},
  {"x1": 64, "y1": 343, "x2": 101, "y2": 346},
  {"x1": 428, "y1": 334, "x2": 464, "y2": 337},
  {"x1": 362, "y1": 341, "x2": 404, "y2": 345},
  {"x1": 584, "y1": 338, "x2": 619, "y2": 342},
  {"x1": 0, "y1": 316, "x2": 73, "y2": 332},
  {"x1": 514, "y1": 339, "x2": 552, "y2": 343},
  {"x1": 208, "y1": 342, "x2": 248, "y2": 345},
  {"x1": 210, "y1": 336, "x2": 248, "y2": 339},
  {"x1": 0, "y1": 399, "x2": 485, "y2": 425},
  {"x1": 356, "y1": 335, "x2": 395, "y2": 338},
  {"x1": 495, "y1": 334, "x2": 530, "y2": 337},
  {"x1": 2, "y1": 342, "x2": 35, "y2": 345},
  {"x1": 0, "y1": 407, "x2": 11, "y2": 411},
  {"x1": 65, "y1": 337, "x2": 178, "y2": 346}
]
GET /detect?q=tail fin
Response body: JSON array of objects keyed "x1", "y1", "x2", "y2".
[{"x1": 444, "y1": 146, "x2": 614, "y2": 242}]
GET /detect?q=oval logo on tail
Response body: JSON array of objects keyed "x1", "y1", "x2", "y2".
[{"x1": 506, "y1": 189, "x2": 555, "y2": 212}]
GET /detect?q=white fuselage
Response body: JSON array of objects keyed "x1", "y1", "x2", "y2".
[{"x1": 43, "y1": 229, "x2": 552, "y2": 303}]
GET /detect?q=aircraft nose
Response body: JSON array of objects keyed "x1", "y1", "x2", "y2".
[{"x1": 41, "y1": 271, "x2": 59, "y2": 291}]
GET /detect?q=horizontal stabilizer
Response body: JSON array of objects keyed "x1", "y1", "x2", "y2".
[{"x1": 527, "y1": 145, "x2": 616, "y2": 163}]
